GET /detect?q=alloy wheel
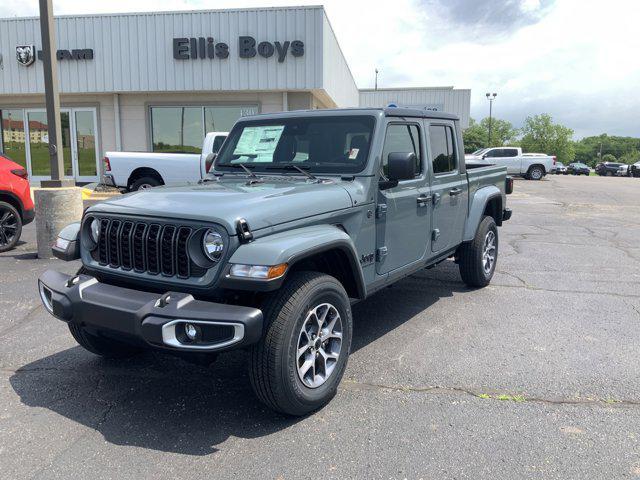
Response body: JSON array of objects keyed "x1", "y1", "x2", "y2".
[
  {"x1": 296, "y1": 303, "x2": 343, "y2": 388},
  {"x1": 0, "y1": 208, "x2": 18, "y2": 247},
  {"x1": 482, "y1": 230, "x2": 497, "y2": 275}
]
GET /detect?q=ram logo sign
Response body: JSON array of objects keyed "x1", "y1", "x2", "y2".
[{"x1": 16, "y1": 45, "x2": 36, "y2": 66}]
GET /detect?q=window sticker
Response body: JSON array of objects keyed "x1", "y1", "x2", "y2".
[
  {"x1": 348, "y1": 148, "x2": 359, "y2": 160},
  {"x1": 235, "y1": 126, "x2": 285, "y2": 157}
]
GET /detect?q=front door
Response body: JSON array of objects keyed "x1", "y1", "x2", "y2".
[
  {"x1": 376, "y1": 122, "x2": 430, "y2": 275},
  {"x1": 428, "y1": 122, "x2": 468, "y2": 253},
  {"x1": 24, "y1": 108, "x2": 99, "y2": 183}
]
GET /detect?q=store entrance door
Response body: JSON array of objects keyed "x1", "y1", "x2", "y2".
[{"x1": 23, "y1": 108, "x2": 99, "y2": 184}]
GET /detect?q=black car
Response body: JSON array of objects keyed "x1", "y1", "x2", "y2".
[
  {"x1": 595, "y1": 162, "x2": 624, "y2": 176},
  {"x1": 566, "y1": 162, "x2": 590, "y2": 175},
  {"x1": 630, "y1": 161, "x2": 640, "y2": 178}
]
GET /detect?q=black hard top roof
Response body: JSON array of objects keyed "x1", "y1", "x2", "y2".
[{"x1": 241, "y1": 107, "x2": 460, "y2": 122}]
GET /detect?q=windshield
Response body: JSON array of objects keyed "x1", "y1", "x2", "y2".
[
  {"x1": 471, "y1": 148, "x2": 488, "y2": 156},
  {"x1": 214, "y1": 115, "x2": 376, "y2": 174}
]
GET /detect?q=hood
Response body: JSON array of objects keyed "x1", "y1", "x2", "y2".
[{"x1": 88, "y1": 176, "x2": 354, "y2": 234}]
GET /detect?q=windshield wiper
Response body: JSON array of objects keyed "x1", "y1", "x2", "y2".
[
  {"x1": 265, "y1": 163, "x2": 318, "y2": 181},
  {"x1": 227, "y1": 163, "x2": 264, "y2": 183}
]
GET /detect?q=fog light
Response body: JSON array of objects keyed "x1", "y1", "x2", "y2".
[
  {"x1": 38, "y1": 281, "x2": 54, "y2": 314},
  {"x1": 184, "y1": 323, "x2": 200, "y2": 341}
]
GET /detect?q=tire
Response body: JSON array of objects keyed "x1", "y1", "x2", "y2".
[
  {"x1": 606, "y1": 171, "x2": 613, "y2": 177},
  {"x1": 458, "y1": 216, "x2": 498, "y2": 288},
  {"x1": 0, "y1": 201, "x2": 22, "y2": 253},
  {"x1": 528, "y1": 165, "x2": 544, "y2": 180},
  {"x1": 69, "y1": 323, "x2": 142, "y2": 358},
  {"x1": 249, "y1": 271, "x2": 353, "y2": 416},
  {"x1": 130, "y1": 176, "x2": 162, "y2": 192}
]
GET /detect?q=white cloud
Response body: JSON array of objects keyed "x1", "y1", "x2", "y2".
[{"x1": 1, "y1": 0, "x2": 638, "y2": 137}]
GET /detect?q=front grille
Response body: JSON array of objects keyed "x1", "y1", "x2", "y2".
[{"x1": 93, "y1": 218, "x2": 201, "y2": 279}]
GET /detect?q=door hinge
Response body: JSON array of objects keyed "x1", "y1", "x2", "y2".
[
  {"x1": 375, "y1": 204, "x2": 387, "y2": 219},
  {"x1": 432, "y1": 229, "x2": 440, "y2": 241},
  {"x1": 376, "y1": 246, "x2": 388, "y2": 261}
]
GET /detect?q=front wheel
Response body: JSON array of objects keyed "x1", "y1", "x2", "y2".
[
  {"x1": 68, "y1": 323, "x2": 143, "y2": 358},
  {"x1": 458, "y1": 216, "x2": 498, "y2": 288},
  {"x1": 249, "y1": 271, "x2": 353, "y2": 416}
]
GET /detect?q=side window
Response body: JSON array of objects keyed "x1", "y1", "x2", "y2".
[
  {"x1": 485, "y1": 149, "x2": 502, "y2": 158},
  {"x1": 504, "y1": 148, "x2": 518, "y2": 157},
  {"x1": 381, "y1": 124, "x2": 422, "y2": 177},
  {"x1": 429, "y1": 125, "x2": 457, "y2": 174},
  {"x1": 211, "y1": 135, "x2": 226, "y2": 153}
]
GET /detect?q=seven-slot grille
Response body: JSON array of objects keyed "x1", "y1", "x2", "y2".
[{"x1": 94, "y1": 218, "x2": 201, "y2": 279}]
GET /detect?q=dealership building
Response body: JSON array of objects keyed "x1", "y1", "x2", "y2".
[{"x1": 0, "y1": 6, "x2": 470, "y2": 184}]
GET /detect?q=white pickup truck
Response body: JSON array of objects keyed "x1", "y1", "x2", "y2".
[
  {"x1": 102, "y1": 132, "x2": 228, "y2": 191},
  {"x1": 465, "y1": 147, "x2": 555, "y2": 180}
]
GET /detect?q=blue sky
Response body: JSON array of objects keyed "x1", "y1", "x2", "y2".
[{"x1": 2, "y1": 0, "x2": 638, "y2": 138}]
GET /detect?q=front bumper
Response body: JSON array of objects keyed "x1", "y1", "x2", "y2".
[
  {"x1": 23, "y1": 208, "x2": 35, "y2": 225},
  {"x1": 38, "y1": 270, "x2": 263, "y2": 352}
]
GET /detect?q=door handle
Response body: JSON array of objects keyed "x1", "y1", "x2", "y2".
[
  {"x1": 417, "y1": 194, "x2": 431, "y2": 207},
  {"x1": 449, "y1": 188, "x2": 463, "y2": 196}
]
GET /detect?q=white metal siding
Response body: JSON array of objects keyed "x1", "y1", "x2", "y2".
[
  {"x1": 320, "y1": 12, "x2": 359, "y2": 107},
  {"x1": 0, "y1": 7, "x2": 327, "y2": 95},
  {"x1": 359, "y1": 88, "x2": 471, "y2": 128}
]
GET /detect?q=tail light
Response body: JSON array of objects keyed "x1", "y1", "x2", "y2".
[
  {"x1": 103, "y1": 156, "x2": 111, "y2": 172},
  {"x1": 505, "y1": 176, "x2": 514, "y2": 195},
  {"x1": 11, "y1": 168, "x2": 28, "y2": 180}
]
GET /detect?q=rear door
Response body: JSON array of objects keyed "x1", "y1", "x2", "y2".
[
  {"x1": 485, "y1": 148, "x2": 520, "y2": 173},
  {"x1": 428, "y1": 122, "x2": 468, "y2": 253},
  {"x1": 375, "y1": 121, "x2": 430, "y2": 275}
]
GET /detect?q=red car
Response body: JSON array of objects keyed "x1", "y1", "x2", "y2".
[{"x1": 0, "y1": 154, "x2": 35, "y2": 252}]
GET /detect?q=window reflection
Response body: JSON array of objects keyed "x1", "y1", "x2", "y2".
[
  {"x1": 151, "y1": 106, "x2": 257, "y2": 154},
  {"x1": 1, "y1": 110, "x2": 27, "y2": 168}
]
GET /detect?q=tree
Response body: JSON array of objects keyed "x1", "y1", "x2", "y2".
[
  {"x1": 601, "y1": 153, "x2": 617, "y2": 163},
  {"x1": 463, "y1": 117, "x2": 518, "y2": 153},
  {"x1": 574, "y1": 134, "x2": 640, "y2": 167},
  {"x1": 462, "y1": 118, "x2": 486, "y2": 153},
  {"x1": 520, "y1": 114, "x2": 575, "y2": 165}
]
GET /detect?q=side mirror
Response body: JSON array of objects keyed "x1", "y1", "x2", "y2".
[
  {"x1": 387, "y1": 152, "x2": 417, "y2": 181},
  {"x1": 482, "y1": 154, "x2": 487, "y2": 159},
  {"x1": 205, "y1": 153, "x2": 217, "y2": 173}
]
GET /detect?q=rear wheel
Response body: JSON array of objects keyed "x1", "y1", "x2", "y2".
[
  {"x1": 249, "y1": 271, "x2": 352, "y2": 416},
  {"x1": 528, "y1": 165, "x2": 544, "y2": 180},
  {"x1": 130, "y1": 176, "x2": 162, "y2": 192},
  {"x1": 458, "y1": 216, "x2": 498, "y2": 288},
  {"x1": 0, "y1": 201, "x2": 22, "y2": 253}
]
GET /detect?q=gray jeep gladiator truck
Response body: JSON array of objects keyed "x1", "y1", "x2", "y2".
[{"x1": 39, "y1": 108, "x2": 512, "y2": 416}]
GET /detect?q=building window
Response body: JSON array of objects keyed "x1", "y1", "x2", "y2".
[
  {"x1": 150, "y1": 105, "x2": 258, "y2": 154},
  {"x1": 1, "y1": 109, "x2": 27, "y2": 168}
]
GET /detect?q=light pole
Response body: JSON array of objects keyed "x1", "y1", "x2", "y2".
[
  {"x1": 486, "y1": 92, "x2": 497, "y2": 147},
  {"x1": 375, "y1": 68, "x2": 379, "y2": 91}
]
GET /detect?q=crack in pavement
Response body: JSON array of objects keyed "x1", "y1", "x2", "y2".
[
  {"x1": 0, "y1": 302, "x2": 44, "y2": 339},
  {"x1": 342, "y1": 379, "x2": 640, "y2": 409}
]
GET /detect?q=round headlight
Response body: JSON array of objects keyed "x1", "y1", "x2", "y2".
[
  {"x1": 202, "y1": 230, "x2": 224, "y2": 262},
  {"x1": 90, "y1": 218, "x2": 101, "y2": 244}
]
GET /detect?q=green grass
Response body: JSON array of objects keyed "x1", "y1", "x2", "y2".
[
  {"x1": 6, "y1": 143, "x2": 96, "y2": 177},
  {"x1": 476, "y1": 393, "x2": 526, "y2": 402}
]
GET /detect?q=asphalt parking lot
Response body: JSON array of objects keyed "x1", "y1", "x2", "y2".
[{"x1": 1, "y1": 175, "x2": 639, "y2": 479}]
